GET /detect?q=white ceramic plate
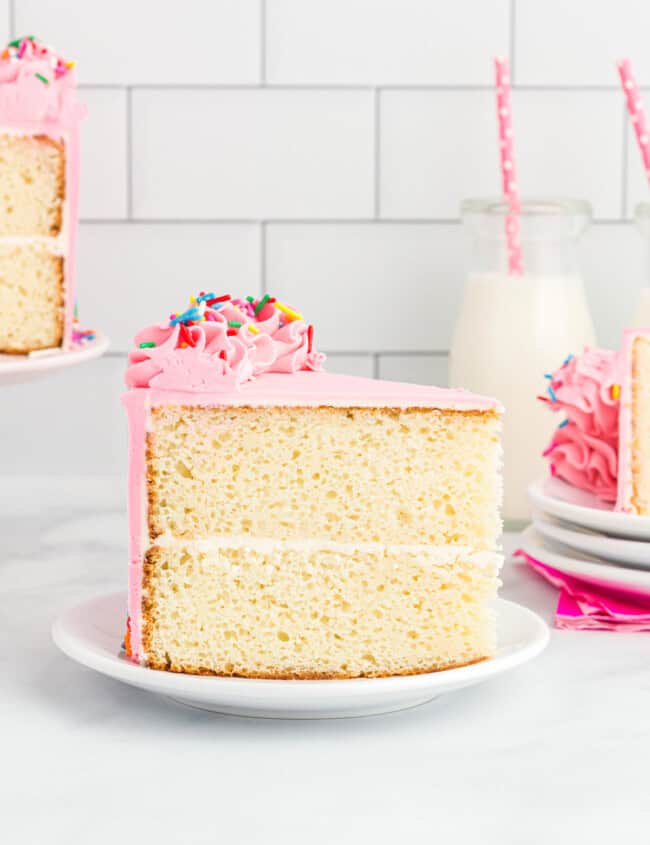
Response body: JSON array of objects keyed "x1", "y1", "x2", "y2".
[
  {"x1": 52, "y1": 591, "x2": 549, "y2": 720},
  {"x1": 528, "y1": 476, "x2": 650, "y2": 541},
  {"x1": 532, "y1": 512, "x2": 650, "y2": 571},
  {"x1": 519, "y1": 525, "x2": 650, "y2": 596},
  {"x1": 0, "y1": 331, "x2": 109, "y2": 385}
]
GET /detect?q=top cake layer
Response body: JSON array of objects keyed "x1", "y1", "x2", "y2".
[
  {"x1": 0, "y1": 36, "x2": 84, "y2": 128},
  {"x1": 125, "y1": 291, "x2": 501, "y2": 412}
]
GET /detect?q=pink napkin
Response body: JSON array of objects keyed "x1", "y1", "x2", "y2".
[{"x1": 514, "y1": 549, "x2": 650, "y2": 631}]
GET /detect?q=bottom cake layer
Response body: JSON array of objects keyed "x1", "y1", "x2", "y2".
[
  {"x1": 0, "y1": 243, "x2": 64, "y2": 353},
  {"x1": 137, "y1": 538, "x2": 502, "y2": 679}
]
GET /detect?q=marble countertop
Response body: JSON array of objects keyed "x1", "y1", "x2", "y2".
[{"x1": 2, "y1": 478, "x2": 648, "y2": 844}]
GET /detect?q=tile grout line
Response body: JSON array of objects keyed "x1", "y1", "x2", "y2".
[
  {"x1": 76, "y1": 83, "x2": 649, "y2": 93},
  {"x1": 260, "y1": 222, "x2": 267, "y2": 295},
  {"x1": 8, "y1": 0, "x2": 14, "y2": 38},
  {"x1": 373, "y1": 88, "x2": 381, "y2": 218},
  {"x1": 78, "y1": 217, "x2": 631, "y2": 226},
  {"x1": 621, "y1": 100, "x2": 629, "y2": 219},
  {"x1": 259, "y1": 0, "x2": 266, "y2": 85},
  {"x1": 126, "y1": 86, "x2": 133, "y2": 219},
  {"x1": 372, "y1": 354, "x2": 380, "y2": 379}
]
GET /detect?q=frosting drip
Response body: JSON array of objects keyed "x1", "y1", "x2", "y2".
[
  {"x1": 126, "y1": 295, "x2": 325, "y2": 392},
  {"x1": 0, "y1": 36, "x2": 85, "y2": 124},
  {"x1": 541, "y1": 347, "x2": 620, "y2": 502}
]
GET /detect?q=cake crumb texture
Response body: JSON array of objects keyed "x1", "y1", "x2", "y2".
[
  {"x1": 0, "y1": 133, "x2": 64, "y2": 236},
  {"x1": 0, "y1": 244, "x2": 64, "y2": 352},
  {"x1": 147, "y1": 405, "x2": 502, "y2": 549},
  {"x1": 142, "y1": 541, "x2": 501, "y2": 679}
]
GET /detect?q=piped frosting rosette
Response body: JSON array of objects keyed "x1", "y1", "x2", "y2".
[
  {"x1": 0, "y1": 35, "x2": 85, "y2": 124},
  {"x1": 126, "y1": 293, "x2": 326, "y2": 393},
  {"x1": 540, "y1": 347, "x2": 620, "y2": 502}
]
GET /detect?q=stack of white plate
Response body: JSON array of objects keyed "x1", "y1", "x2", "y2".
[{"x1": 523, "y1": 476, "x2": 650, "y2": 594}]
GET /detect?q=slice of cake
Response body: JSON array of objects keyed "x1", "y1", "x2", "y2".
[
  {"x1": 540, "y1": 347, "x2": 620, "y2": 503},
  {"x1": 541, "y1": 330, "x2": 650, "y2": 515},
  {"x1": 123, "y1": 293, "x2": 503, "y2": 678},
  {"x1": 0, "y1": 36, "x2": 85, "y2": 353},
  {"x1": 617, "y1": 329, "x2": 650, "y2": 515}
]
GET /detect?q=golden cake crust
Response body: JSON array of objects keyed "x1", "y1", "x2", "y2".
[
  {"x1": 143, "y1": 654, "x2": 488, "y2": 680},
  {"x1": 34, "y1": 134, "x2": 66, "y2": 236}
]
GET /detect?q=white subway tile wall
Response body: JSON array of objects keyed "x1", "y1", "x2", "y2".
[
  {"x1": 266, "y1": 0, "x2": 510, "y2": 85},
  {"x1": 515, "y1": 0, "x2": 650, "y2": 86},
  {"x1": 79, "y1": 89, "x2": 128, "y2": 219},
  {"x1": 378, "y1": 354, "x2": 449, "y2": 387},
  {"x1": 131, "y1": 89, "x2": 375, "y2": 219},
  {"x1": 266, "y1": 223, "x2": 464, "y2": 351},
  {"x1": 380, "y1": 90, "x2": 500, "y2": 219},
  {"x1": 2, "y1": 0, "x2": 649, "y2": 476},
  {"x1": 77, "y1": 224, "x2": 261, "y2": 351},
  {"x1": 15, "y1": 0, "x2": 261, "y2": 84}
]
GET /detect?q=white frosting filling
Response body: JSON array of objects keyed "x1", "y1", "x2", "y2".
[{"x1": 151, "y1": 533, "x2": 503, "y2": 570}]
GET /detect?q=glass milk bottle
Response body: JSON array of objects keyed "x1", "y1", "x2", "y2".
[
  {"x1": 631, "y1": 202, "x2": 650, "y2": 326},
  {"x1": 449, "y1": 199, "x2": 596, "y2": 525}
]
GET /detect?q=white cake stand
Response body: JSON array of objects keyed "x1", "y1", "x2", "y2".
[{"x1": 0, "y1": 330, "x2": 109, "y2": 385}]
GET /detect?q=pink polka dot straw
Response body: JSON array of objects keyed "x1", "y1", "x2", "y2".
[
  {"x1": 617, "y1": 58, "x2": 650, "y2": 185},
  {"x1": 494, "y1": 56, "x2": 522, "y2": 276}
]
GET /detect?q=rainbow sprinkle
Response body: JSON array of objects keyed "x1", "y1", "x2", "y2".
[
  {"x1": 139, "y1": 341, "x2": 156, "y2": 348},
  {"x1": 71, "y1": 316, "x2": 96, "y2": 345},
  {"x1": 170, "y1": 306, "x2": 201, "y2": 326},
  {"x1": 275, "y1": 301, "x2": 303, "y2": 321},
  {"x1": 611, "y1": 383, "x2": 621, "y2": 401},
  {"x1": 254, "y1": 294, "x2": 270, "y2": 316},
  {"x1": 163, "y1": 291, "x2": 315, "y2": 353},
  {"x1": 1, "y1": 36, "x2": 76, "y2": 82}
]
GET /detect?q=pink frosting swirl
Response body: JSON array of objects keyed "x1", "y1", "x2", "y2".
[
  {"x1": 126, "y1": 298, "x2": 325, "y2": 392},
  {"x1": 541, "y1": 347, "x2": 620, "y2": 502},
  {"x1": 0, "y1": 37, "x2": 85, "y2": 124}
]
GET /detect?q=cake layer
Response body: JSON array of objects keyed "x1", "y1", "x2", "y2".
[
  {"x1": 146, "y1": 404, "x2": 502, "y2": 548},
  {"x1": 0, "y1": 243, "x2": 63, "y2": 352},
  {"x1": 141, "y1": 538, "x2": 501, "y2": 678},
  {"x1": 0, "y1": 133, "x2": 64, "y2": 236}
]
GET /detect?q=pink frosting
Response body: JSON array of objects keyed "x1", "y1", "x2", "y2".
[
  {"x1": 0, "y1": 37, "x2": 85, "y2": 124},
  {"x1": 126, "y1": 300, "x2": 325, "y2": 393},
  {"x1": 541, "y1": 347, "x2": 620, "y2": 503}
]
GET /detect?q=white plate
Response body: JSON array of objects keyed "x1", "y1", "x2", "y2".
[
  {"x1": 0, "y1": 331, "x2": 109, "y2": 385},
  {"x1": 528, "y1": 476, "x2": 650, "y2": 541},
  {"x1": 519, "y1": 525, "x2": 650, "y2": 596},
  {"x1": 52, "y1": 592, "x2": 549, "y2": 720},
  {"x1": 532, "y1": 512, "x2": 650, "y2": 571}
]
